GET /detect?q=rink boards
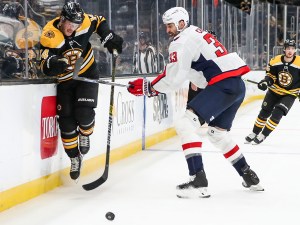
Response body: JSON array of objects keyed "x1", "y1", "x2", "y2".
[{"x1": 0, "y1": 71, "x2": 265, "y2": 211}]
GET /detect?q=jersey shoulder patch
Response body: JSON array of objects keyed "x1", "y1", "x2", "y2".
[
  {"x1": 76, "y1": 14, "x2": 92, "y2": 32},
  {"x1": 40, "y1": 18, "x2": 64, "y2": 48},
  {"x1": 292, "y1": 55, "x2": 300, "y2": 67},
  {"x1": 269, "y1": 55, "x2": 282, "y2": 66}
]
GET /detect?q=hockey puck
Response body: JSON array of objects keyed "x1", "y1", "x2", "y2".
[{"x1": 105, "y1": 212, "x2": 115, "y2": 221}]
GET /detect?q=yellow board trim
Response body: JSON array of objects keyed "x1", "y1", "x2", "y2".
[
  {"x1": 0, "y1": 128, "x2": 175, "y2": 212},
  {"x1": 241, "y1": 95, "x2": 264, "y2": 106}
]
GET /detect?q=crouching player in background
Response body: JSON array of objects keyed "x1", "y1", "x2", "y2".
[{"x1": 127, "y1": 7, "x2": 264, "y2": 198}]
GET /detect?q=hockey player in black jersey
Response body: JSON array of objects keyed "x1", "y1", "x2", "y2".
[
  {"x1": 39, "y1": 2, "x2": 123, "y2": 180},
  {"x1": 245, "y1": 39, "x2": 300, "y2": 145}
]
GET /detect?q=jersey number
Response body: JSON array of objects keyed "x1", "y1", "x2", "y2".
[
  {"x1": 203, "y1": 33, "x2": 227, "y2": 57},
  {"x1": 169, "y1": 52, "x2": 178, "y2": 63}
]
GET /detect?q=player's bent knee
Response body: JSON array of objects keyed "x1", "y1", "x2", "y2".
[
  {"x1": 175, "y1": 110, "x2": 201, "y2": 136},
  {"x1": 57, "y1": 116, "x2": 77, "y2": 134},
  {"x1": 274, "y1": 104, "x2": 288, "y2": 116},
  {"x1": 259, "y1": 108, "x2": 272, "y2": 119},
  {"x1": 207, "y1": 126, "x2": 232, "y2": 149},
  {"x1": 74, "y1": 107, "x2": 95, "y2": 125},
  {"x1": 207, "y1": 126, "x2": 226, "y2": 143}
]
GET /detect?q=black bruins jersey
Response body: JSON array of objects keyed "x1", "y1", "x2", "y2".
[
  {"x1": 40, "y1": 13, "x2": 108, "y2": 82},
  {"x1": 266, "y1": 54, "x2": 300, "y2": 96}
]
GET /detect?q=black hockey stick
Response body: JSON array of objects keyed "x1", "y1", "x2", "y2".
[
  {"x1": 72, "y1": 51, "x2": 118, "y2": 190},
  {"x1": 243, "y1": 78, "x2": 300, "y2": 99},
  {"x1": 72, "y1": 59, "x2": 129, "y2": 88}
]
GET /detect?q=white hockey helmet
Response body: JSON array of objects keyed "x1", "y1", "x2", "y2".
[{"x1": 162, "y1": 7, "x2": 189, "y2": 31}]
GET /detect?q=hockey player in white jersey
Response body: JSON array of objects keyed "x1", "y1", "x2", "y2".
[{"x1": 127, "y1": 7, "x2": 264, "y2": 198}]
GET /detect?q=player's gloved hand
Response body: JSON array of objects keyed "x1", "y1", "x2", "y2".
[
  {"x1": 46, "y1": 55, "x2": 68, "y2": 74},
  {"x1": 2, "y1": 56, "x2": 23, "y2": 76},
  {"x1": 102, "y1": 31, "x2": 123, "y2": 54},
  {"x1": 257, "y1": 80, "x2": 268, "y2": 91},
  {"x1": 127, "y1": 78, "x2": 159, "y2": 97},
  {"x1": 258, "y1": 77, "x2": 274, "y2": 91}
]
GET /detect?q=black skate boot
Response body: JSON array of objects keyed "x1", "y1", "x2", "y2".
[
  {"x1": 245, "y1": 132, "x2": 257, "y2": 144},
  {"x1": 241, "y1": 165, "x2": 264, "y2": 191},
  {"x1": 176, "y1": 170, "x2": 210, "y2": 198},
  {"x1": 79, "y1": 133, "x2": 90, "y2": 155},
  {"x1": 252, "y1": 134, "x2": 266, "y2": 145},
  {"x1": 70, "y1": 154, "x2": 83, "y2": 180}
]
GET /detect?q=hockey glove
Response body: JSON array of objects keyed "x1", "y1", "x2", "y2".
[
  {"x1": 127, "y1": 78, "x2": 159, "y2": 97},
  {"x1": 257, "y1": 77, "x2": 274, "y2": 91},
  {"x1": 2, "y1": 56, "x2": 23, "y2": 77},
  {"x1": 102, "y1": 31, "x2": 123, "y2": 54},
  {"x1": 257, "y1": 80, "x2": 268, "y2": 91},
  {"x1": 46, "y1": 55, "x2": 69, "y2": 75}
]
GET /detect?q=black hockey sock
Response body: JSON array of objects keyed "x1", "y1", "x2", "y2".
[{"x1": 253, "y1": 117, "x2": 267, "y2": 134}]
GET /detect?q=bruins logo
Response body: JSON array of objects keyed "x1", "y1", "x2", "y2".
[
  {"x1": 62, "y1": 48, "x2": 82, "y2": 71},
  {"x1": 44, "y1": 30, "x2": 55, "y2": 39},
  {"x1": 278, "y1": 71, "x2": 292, "y2": 87}
]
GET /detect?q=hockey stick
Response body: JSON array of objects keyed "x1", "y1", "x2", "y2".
[
  {"x1": 243, "y1": 78, "x2": 300, "y2": 99},
  {"x1": 72, "y1": 59, "x2": 129, "y2": 88},
  {"x1": 75, "y1": 50, "x2": 118, "y2": 191}
]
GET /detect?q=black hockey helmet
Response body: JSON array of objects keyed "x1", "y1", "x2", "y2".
[
  {"x1": 283, "y1": 39, "x2": 296, "y2": 49},
  {"x1": 61, "y1": 2, "x2": 84, "y2": 24},
  {"x1": 2, "y1": 3, "x2": 22, "y2": 19}
]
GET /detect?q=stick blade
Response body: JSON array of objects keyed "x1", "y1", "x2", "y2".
[
  {"x1": 82, "y1": 175, "x2": 108, "y2": 191},
  {"x1": 73, "y1": 57, "x2": 84, "y2": 78}
]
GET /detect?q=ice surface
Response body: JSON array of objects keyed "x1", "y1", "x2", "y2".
[{"x1": 1, "y1": 100, "x2": 299, "y2": 225}]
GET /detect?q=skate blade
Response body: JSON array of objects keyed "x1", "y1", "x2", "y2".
[
  {"x1": 244, "y1": 141, "x2": 252, "y2": 144},
  {"x1": 177, "y1": 194, "x2": 211, "y2": 199},
  {"x1": 249, "y1": 184, "x2": 264, "y2": 191},
  {"x1": 243, "y1": 182, "x2": 264, "y2": 191},
  {"x1": 176, "y1": 187, "x2": 211, "y2": 198},
  {"x1": 251, "y1": 142, "x2": 260, "y2": 145}
]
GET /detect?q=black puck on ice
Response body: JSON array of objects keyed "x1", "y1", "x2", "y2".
[{"x1": 105, "y1": 212, "x2": 115, "y2": 221}]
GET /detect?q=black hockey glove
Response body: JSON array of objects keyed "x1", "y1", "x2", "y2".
[
  {"x1": 102, "y1": 31, "x2": 123, "y2": 54},
  {"x1": 46, "y1": 55, "x2": 68, "y2": 75},
  {"x1": 257, "y1": 77, "x2": 274, "y2": 91},
  {"x1": 257, "y1": 80, "x2": 268, "y2": 91},
  {"x1": 2, "y1": 56, "x2": 23, "y2": 77}
]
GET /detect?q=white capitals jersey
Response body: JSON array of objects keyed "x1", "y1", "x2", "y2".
[{"x1": 151, "y1": 25, "x2": 250, "y2": 93}]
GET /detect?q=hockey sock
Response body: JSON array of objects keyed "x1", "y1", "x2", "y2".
[
  {"x1": 61, "y1": 130, "x2": 80, "y2": 158},
  {"x1": 253, "y1": 116, "x2": 267, "y2": 134},
  {"x1": 261, "y1": 118, "x2": 278, "y2": 137},
  {"x1": 262, "y1": 107, "x2": 283, "y2": 136},
  {"x1": 233, "y1": 156, "x2": 248, "y2": 176},
  {"x1": 186, "y1": 155, "x2": 204, "y2": 176}
]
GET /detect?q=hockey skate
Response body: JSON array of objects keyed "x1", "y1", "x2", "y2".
[
  {"x1": 252, "y1": 134, "x2": 266, "y2": 145},
  {"x1": 244, "y1": 132, "x2": 257, "y2": 144},
  {"x1": 176, "y1": 170, "x2": 210, "y2": 198},
  {"x1": 79, "y1": 134, "x2": 90, "y2": 154},
  {"x1": 241, "y1": 165, "x2": 264, "y2": 191},
  {"x1": 70, "y1": 154, "x2": 83, "y2": 181}
]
